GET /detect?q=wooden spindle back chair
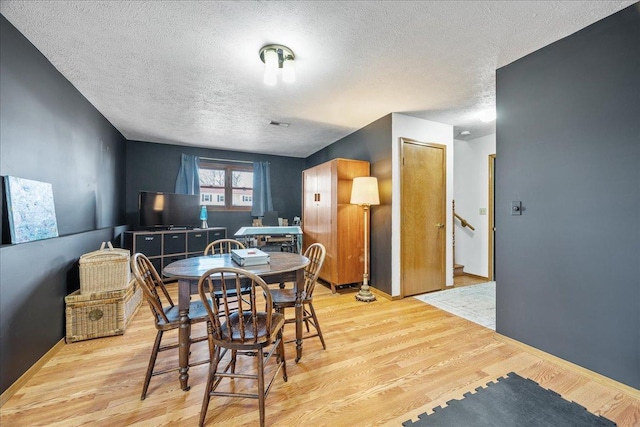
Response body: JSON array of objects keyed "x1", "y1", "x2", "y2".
[
  {"x1": 271, "y1": 242, "x2": 327, "y2": 349},
  {"x1": 130, "y1": 253, "x2": 209, "y2": 400},
  {"x1": 203, "y1": 238, "x2": 245, "y2": 255},
  {"x1": 197, "y1": 267, "x2": 287, "y2": 427}
]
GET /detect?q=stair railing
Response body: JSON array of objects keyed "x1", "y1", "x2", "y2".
[
  {"x1": 452, "y1": 200, "x2": 476, "y2": 277},
  {"x1": 453, "y1": 212, "x2": 475, "y2": 231}
]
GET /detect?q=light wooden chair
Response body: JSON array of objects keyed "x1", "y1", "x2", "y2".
[
  {"x1": 203, "y1": 238, "x2": 245, "y2": 255},
  {"x1": 270, "y1": 243, "x2": 327, "y2": 349},
  {"x1": 197, "y1": 267, "x2": 287, "y2": 427},
  {"x1": 130, "y1": 253, "x2": 209, "y2": 400}
]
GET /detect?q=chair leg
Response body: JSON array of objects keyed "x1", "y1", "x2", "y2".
[
  {"x1": 279, "y1": 329, "x2": 287, "y2": 382},
  {"x1": 257, "y1": 345, "x2": 266, "y2": 427},
  {"x1": 141, "y1": 330, "x2": 163, "y2": 400},
  {"x1": 199, "y1": 345, "x2": 221, "y2": 427},
  {"x1": 231, "y1": 349, "x2": 237, "y2": 373},
  {"x1": 308, "y1": 303, "x2": 326, "y2": 349},
  {"x1": 303, "y1": 309, "x2": 311, "y2": 332}
]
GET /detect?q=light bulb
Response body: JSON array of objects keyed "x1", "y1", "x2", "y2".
[
  {"x1": 263, "y1": 49, "x2": 278, "y2": 86},
  {"x1": 282, "y1": 56, "x2": 295, "y2": 83}
]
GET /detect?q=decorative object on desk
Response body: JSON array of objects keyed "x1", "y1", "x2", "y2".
[
  {"x1": 4, "y1": 176, "x2": 58, "y2": 244},
  {"x1": 350, "y1": 176, "x2": 380, "y2": 302},
  {"x1": 231, "y1": 248, "x2": 270, "y2": 266},
  {"x1": 252, "y1": 218, "x2": 263, "y2": 227},
  {"x1": 199, "y1": 205, "x2": 208, "y2": 229},
  {"x1": 292, "y1": 216, "x2": 301, "y2": 226}
]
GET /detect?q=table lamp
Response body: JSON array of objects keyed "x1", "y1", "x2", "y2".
[
  {"x1": 350, "y1": 176, "x2": 379, "y2": 302},
  {"x1": 200, "y1": 206, "x2": 208, "y2": 229}
]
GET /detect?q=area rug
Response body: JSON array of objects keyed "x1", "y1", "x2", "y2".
[
  {"x1": 402, "y1": 372, "x2": 616, "y2": 426},
  {"x1": 414, "y1": 282, "x2": 495, "y2": 330}
]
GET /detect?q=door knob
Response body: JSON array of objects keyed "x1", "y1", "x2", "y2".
[{"x1": 435, "y1": 223, "x2": 445, "y2": 228}]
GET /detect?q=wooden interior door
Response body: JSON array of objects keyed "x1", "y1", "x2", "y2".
[
  {"x1": 401, "y1": 139, "x2": 446, "y2": 296},
  {"x1": 315, "y1": 161, "x2": 334, "y2": 281},
  {"x1": 302, "y1": 170, "x2": 314, "y2": 242}
]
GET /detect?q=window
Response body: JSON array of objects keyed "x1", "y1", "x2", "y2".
[{"x1": 199, "y1": 161, "x2": 253, "y2": 211}]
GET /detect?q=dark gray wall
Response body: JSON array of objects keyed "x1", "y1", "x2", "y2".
[
  {"x1": 0, "y1": 15, "x2": 127, "y2": 393},
  {"x1": 306, "y1": 114, "x2": 393, "y2": 295},
  {"x1": 126, "y1": 140, "x2": 305, "y2": 237},
  {"x1": 495, "y1": 5, "x2": 639, "y2": 389}
]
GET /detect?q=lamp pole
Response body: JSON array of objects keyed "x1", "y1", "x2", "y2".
[
  {"x1": 356, "y1": 203, "x2": 376, "y2": 302},
  {"x1": 350, "y1": 176, "x2": 379, "y2": 303}
]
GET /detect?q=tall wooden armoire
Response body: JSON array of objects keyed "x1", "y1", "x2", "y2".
[{"x1": 302, "y1": 158, "x2": 370, "y2": 293}]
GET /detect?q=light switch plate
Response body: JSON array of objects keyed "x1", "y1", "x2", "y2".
[{"x1": 479, "y1": 208, "x2": 487, "y2": 215}]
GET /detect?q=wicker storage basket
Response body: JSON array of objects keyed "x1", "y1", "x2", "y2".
[
  {"x1": 79, "y1": 241, "x2": 131, "y2": 293},
  {"x1": 65, "y1": 279, "x2": 142, "y2": 343}
]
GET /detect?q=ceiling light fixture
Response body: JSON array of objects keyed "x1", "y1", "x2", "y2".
[
  {"x1": 259, "y1": 44, "x2": 295, "y2": 86},
  {"x1": 478, "y1": 109, "x2": 496, "y2": 122},
  {"x1": 459, "y1": 130, "x2": 471, "y2": 137}
]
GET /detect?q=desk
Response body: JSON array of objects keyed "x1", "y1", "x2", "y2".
[
  {"x1": 234, "y1": 226, "x2": 303, "y2": 253},
  {"x1": 163, "y1": 252, "x2": 309, "y2": 391}
]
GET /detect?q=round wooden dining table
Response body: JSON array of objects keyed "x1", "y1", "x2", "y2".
[{"x1": 163, "y1": 251, "x2": 310, "y2": 391}]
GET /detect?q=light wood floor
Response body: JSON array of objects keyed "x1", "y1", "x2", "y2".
[
  {"x1": 454, "y1": 273, "x2": 491, "y2": 287},
  {"x1": 2, "y1": 282, "x2": 639, "y2": 426}
]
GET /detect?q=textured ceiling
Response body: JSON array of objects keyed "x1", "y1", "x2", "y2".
[{"x1": 1, "y1": 1, "x2": 635, "y2": 157}]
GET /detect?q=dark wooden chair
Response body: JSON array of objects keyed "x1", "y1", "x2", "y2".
[
  {"x1": 203, "y1": 238, "x2": 252, "y2": 307},
  {"x1": 130, "y1": 252, "x2": 209, "y2": 400},
  {"x1": 197, "y1": 267, "x2": 287, "y2": 427},
  {"x1": 203, "y1": 238, "x2": 245, "y2": 255},
  {"x1": 270, "y1": 243, "x2": 327, "y2": 349}
]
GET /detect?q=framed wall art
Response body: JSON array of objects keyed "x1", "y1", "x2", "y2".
[{"x1": 4, "y1": 176, "x2": 58, "y2": 244}]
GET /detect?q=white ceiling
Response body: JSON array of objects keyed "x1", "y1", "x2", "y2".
[{"x1": 1, "y1": 1, "x2": 635, "y2": 157}]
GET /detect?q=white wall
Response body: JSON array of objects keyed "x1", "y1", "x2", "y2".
[
  {"x1": 453, "y1": 133, "x2": 496, "y2": 278},
  {"x1": 391, "y1": 113, "x2": 454, "y2": 296}
]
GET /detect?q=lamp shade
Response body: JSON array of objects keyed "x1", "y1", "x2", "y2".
[
  {"x1": 282, "y1": 56, "x2": 295, "y2": 83},
  {"x1": 263, "y1": 48, "x2": 278, "y2": 86},
  {"x1": 350, "y1": 177, "x2": 380, "y2": 206}
]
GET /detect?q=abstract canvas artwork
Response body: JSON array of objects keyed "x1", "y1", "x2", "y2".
[{"x1": 4, "y1": 176, "x2": 58, "y2": 244}]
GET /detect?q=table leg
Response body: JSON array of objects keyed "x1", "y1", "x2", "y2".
[
  {"x1": 294, "y1": 268, "x2": 304, "y2": 362},
  {"x1": 178, "y1": 278, "x2": 191, "y2": 391}
]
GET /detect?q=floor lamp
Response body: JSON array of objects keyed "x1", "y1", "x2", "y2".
[{"x1": 350, "y1": 177, "x2": 379, "y2": 302}]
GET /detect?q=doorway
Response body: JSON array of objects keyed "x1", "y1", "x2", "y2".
[{"x1": 401, "y1": 138, "x2": 447, "y2": 296}]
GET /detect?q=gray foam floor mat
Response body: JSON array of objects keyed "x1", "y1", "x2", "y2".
[{"x1": 402, "y1": 372, "x2": 616, "y2": 426}]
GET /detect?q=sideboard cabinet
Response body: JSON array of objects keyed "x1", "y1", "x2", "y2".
[
  {"x1": 124, "y1": 228, "x2": 226, "y2": 275},
  {"x1": 302, "y1": 158, "x2": 369, "y2": 293}
]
